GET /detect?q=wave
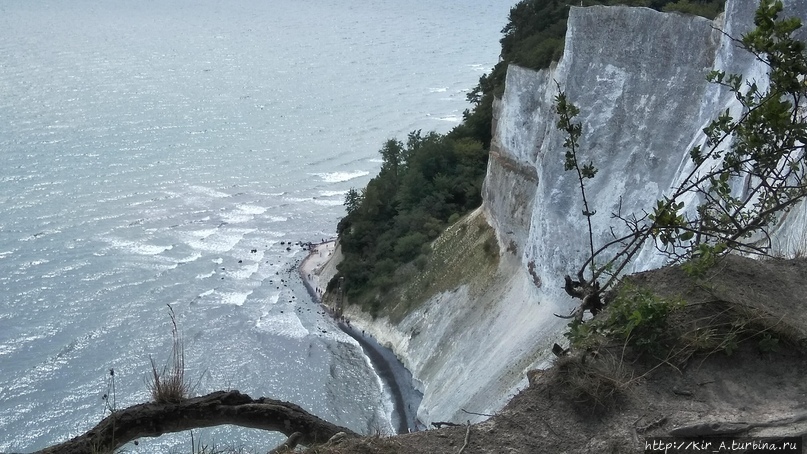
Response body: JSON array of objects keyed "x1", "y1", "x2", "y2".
[
  {"x1": 284, "y1": 196, "x2": 344, "y2": 206},
  {"x1": 178, "y1": 228, "x2": 255, "y2": 253},
  {"x1": 0, "y1": 327, "x2": 57, "y2": 359},
  {"x1": 18, "y1": 259, "x2": 51, "y2": 271},
  {"x1": 195, "y1": 271, "x2": 216, "y2": 279},
  {"x1": 236, "y1": 204, "x2": 267, "y2": 215},
  {"x1": 187, "y1": 185, "x2": 230, "y2": 199},
  {"x1": 219, "y1": 212, "x2": 254, "y2": 224},
  {"x1": 185, "y1": 228, "x2": 219, "y2": 238},
  {"x1": 227, "y1": 262, "x2": 259, "y2": 280},
  {"x1": 40, "y1": 261, "x2": 91, "y2": 279},
  {"x1": 311, "y1": 170, "x2": 370, "y2": 183},
  {"x1": 80, "y1": 269, "x2": 117, "y2": 282},
  {"x1": 319, "y1": 190, "x2": 347, "y2": 197},
  {"x1": 176, "y1": 251, "x2": 203, "y2": 264},
  {"x1": 18, "y1": 229, "x2": 62, "y2": 242},
  {"x1": 217, "y1": 290, "x2": 252, "y2": 306},
  {"x1": 256, "y1": 309, "x2": 309, "y2": 339},
  {"x1": 312, "y1": 199, "x2": 344, "y2": 207},
  {"x1": 105, "y1": 238, "x2": 174, "y2": 256}
]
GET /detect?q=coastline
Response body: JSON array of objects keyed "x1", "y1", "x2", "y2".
[{"x1": 299, "y1": 240, "x2": 422, "y2": 434}]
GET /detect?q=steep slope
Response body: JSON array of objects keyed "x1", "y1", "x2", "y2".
[
  {"x1": 345, "y1": 0, "x2": 807, "y2": 428},
  {"x1": 315, "y1": 255, "x2": 807, "y2": 453}
]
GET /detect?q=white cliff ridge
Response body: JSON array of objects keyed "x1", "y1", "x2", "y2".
[{"x1": 345, "y1": 0, "x2": 807, "y2": 428}]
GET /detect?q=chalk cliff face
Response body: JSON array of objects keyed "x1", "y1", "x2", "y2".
[{"x1": 348, "y1": 0, "x2": 807, "y2": 427}]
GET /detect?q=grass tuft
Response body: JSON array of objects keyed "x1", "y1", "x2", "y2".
[{"x1": 147, "y1": 304, "x2": 192, "y2": 404}]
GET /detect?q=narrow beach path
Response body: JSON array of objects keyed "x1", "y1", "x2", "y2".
[{"x1": 299, "y1": 241, "x2": 422, "y2": 434}]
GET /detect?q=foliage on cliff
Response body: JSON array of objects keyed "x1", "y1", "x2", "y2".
[
  {"x1": 333, "y1": 0, "x2": 725, "y2": 313},
  {"x1": 335, "y1": 132, "x2": 487, "y2": 311}
]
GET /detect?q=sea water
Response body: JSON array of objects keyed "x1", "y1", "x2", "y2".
[{"x1": 0, "y1": 0, "x2": 512, "y2": 451}]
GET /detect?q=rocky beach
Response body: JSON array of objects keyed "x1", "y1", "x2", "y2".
[{"x1": 299, "y1": 241, "x2": 423, "y2": 434}]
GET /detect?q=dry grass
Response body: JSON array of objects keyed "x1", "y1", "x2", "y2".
[
  {"x1": 553, "y1": 350, "x2": 632, "y2": 409},
  {"x1": 147, "y1": 304, "x2": 192, "y2": 404}
]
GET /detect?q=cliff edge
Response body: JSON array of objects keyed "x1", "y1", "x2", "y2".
[
  {"x1": 337, "y1": 0, "x2": 807, "y2": 430},
  {"x1": 313, "y1": 255, "x2": 807, "y2": 452}
]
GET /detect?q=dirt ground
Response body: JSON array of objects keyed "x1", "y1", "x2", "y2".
[{"x1": 304, "y1": 255, "x2": 807, "y2": 453}]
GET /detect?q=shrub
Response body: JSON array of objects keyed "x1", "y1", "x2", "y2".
[
  {"x1": 663, "y1": 0, "x2": 724, "y2": 19},
  {"x1": 565, "y1": 285, "x2": 684, "y2": 356}
]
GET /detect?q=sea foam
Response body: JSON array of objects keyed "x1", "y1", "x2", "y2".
[{"x1": 311, "y1": 170, "x2": 370, "y2": 183}]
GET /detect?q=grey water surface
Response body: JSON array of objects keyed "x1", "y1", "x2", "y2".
[{"x1": 0, "y1": 0, "x2": 510, "y2": 450}]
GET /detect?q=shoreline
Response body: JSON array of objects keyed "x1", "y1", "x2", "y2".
[{"x1": 299, "y1": 240, "x2": 422, "y2": 434}]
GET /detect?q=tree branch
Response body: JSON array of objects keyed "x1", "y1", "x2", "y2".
[{"x1": 36, "y1": 390, "x2": 358, "y2": 454}]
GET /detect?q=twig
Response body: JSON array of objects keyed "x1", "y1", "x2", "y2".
[
  {"x1": 432, "y1": 421, "x2": 461, "y2": 429},
  {"x1": 461, "y1": 408, "x2": 494, "y2": 417},
  {"x1": 457, "y1": 421, "x2": 471, "y2": 454},
  {"x1": 543, "y1": 420, "x2": 559, "y2": 437}
]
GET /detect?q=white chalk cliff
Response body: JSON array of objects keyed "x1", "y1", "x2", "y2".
[{"x1": 346, "y1": 0, "x2": 807, "y2": 427}]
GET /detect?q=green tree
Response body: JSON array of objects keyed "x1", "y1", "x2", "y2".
[
  {"x1": 379, "y1": 138, "x2": 406, "y2": 182},
  {"x1": 343, "y1": 188, "x2": 363, "y2": 216}
]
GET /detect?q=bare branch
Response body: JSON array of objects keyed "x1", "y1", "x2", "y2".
[{"x1": 35, "y1": 391, "x2": 357, "y2": 454}]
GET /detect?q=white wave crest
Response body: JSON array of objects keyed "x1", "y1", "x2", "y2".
[
  {"x1": 236, "y1": 204, "x2": 267, "y2": 215},
  {"x1": 256, "y1": 310, "x2": 309, "y2": 339},
  {"x1": 313, "y1": 199, "x2": 344, "y2": 207},
  {"x1": 219, "y1": 212, "x2": 253, "y2": 224},
  {"x1": 228, "y1": 262, "x2": 259, "y2": 280},
  {"x1": 105, "y1": 238, "x2": 173, "y2": 255},
  {"x1": 311, "y1": 170, "x2": 370, "y2": 183},
  {"x1": 180, "y1": 228, "x2": 255, "y2": 253},
  {"x1": 218, "y1": 291, "x2": 251, "y2": 306},
  {"x1": 187, "y1": 185, "x2": 229, "y2": 198}
]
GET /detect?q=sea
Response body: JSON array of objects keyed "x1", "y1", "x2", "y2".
[{"x1": 0, "y1": 0, "x2": 513, "y2": 451}]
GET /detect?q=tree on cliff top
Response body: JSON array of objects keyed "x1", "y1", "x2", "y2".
[
  {"x1": 335, "y1": 132, "x2": 487, "y2": 312},
  {"x1": 556, "y1": 0, "x2": 807, "y2": 321}
]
